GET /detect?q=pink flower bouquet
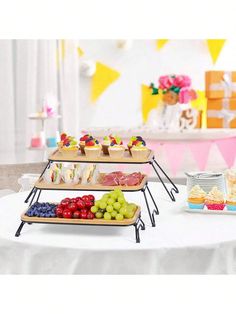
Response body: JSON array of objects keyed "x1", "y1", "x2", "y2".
[{"x1": 150, "y1": 74, "x2": 197, "y2": 104}]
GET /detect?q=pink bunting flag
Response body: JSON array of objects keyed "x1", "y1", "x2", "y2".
[
  {"x1": 164, "y1": 143, "x2": 185, "y2": 177},
  {"x1": 215, "y1": 137, "x2": 236, "y2": 168},
  {"x1": 188, "y1": 141, "x2": 212, "y2": 171}
]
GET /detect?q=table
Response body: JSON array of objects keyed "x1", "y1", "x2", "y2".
[{"x1": 1, "y1": 182, "x2": 236, "y2": 274}]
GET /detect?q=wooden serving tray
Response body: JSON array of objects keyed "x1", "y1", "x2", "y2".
[
  {"x1": 21, "y1": 206, "x2": 141, "y2": 226},
  {"x1": 48, "y1": 149, "x2": 154, "y2": 164},
  {"x1": 35, "y1": 173, "x2": 147, "y2": 191}
]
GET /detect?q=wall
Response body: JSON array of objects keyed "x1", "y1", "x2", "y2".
[{"x1": 79, "y1": 39, "x2": 236, "y2": 130}]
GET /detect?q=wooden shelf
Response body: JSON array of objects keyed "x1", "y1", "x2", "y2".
[
  {"x1": 48, "y1": 149, "x2": 154, "y2": 164},
  {"x1": 21, "y1": 206, "x2": 141, "y2": 226},
  {"x1": 28, "y1": 115, "x2": 61, "y2": 120},
  {"x1": 35, "y1": 174, "x2": 147, "y2": 191}
]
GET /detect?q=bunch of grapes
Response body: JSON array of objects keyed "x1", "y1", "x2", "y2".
[{"x1": 91, "y1": 189, "x2": 137, "y2": 220}]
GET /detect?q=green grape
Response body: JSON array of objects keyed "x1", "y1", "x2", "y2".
[
  {"x1": 110, "y1": 191, "x2": 117, "y2": 200},
  {"x1": 118, "y1": 197, "x2": 125, "y2": 204},
  {"x1": 99, "y1": 201, "x2": 107, "y2": 209},
  {"x1": 119, "y1": 206, "x2": 128, "y2": 216},
  {"x1": 125, "y1": 210, "x2": 134, "y2": 219},
  {"x1": 128, "y1": 203, "x2": 137, "y2": 211},
  {"x1": 103, "y1": 193, "x2": 110, "y2": 198},
  {"x1": 106, "y1": 205, "x2": 113, "y2": 213},
  {"x1": 116, "y1": 213, "x2": 124, "y2": 221},
  {"x1": 104, "y1": 212, "x2": 112, "y2": 220},
  {"x1": 91, "y1": 206, "x2": 98, "y2": 213},
  {"x1": 95, "y1": 211, "x2": 103, "y2": 219},
  {"x1": 113, "y1": 202, "x2": 121, "y2": 210},
  {"x1": 95, "y1": 200, "x2": 100, "y2": 207},
  {"x1": 111, "y1": 211, "x2": 117, "y2": 218},
  {"x1": 107, "y1": 198, "x2": 115, "y2": 205}
]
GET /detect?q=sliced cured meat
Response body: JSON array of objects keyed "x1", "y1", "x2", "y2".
[{"x1": 101, "y1": 171, "x2": 144, "y2": 186}]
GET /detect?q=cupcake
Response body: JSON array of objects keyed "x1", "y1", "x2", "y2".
[
  {"x1": 226, "y1": 186, "x2": 236, "y2": 211},
  {"x1": 130, "y1": 138, "x2": 149, "y2": 159},
  {"x1": 205, "y1": 186, "x2": 225, "y2": 210},
  {"x1": 102, "y1": 135, "x2": 114, "y2": 155},
  {"x1": 187, "y1": 185, "x2": 206, "y2": 209},
  {"x1": 79, "y1": 134, "x2": 93, "y2": 154},
  {"x1": 43, "y1": 167, "x2": 61, "y2": 184},
  {"x1": 57, "y1": 133, "x2": 78, "y2": 157},
  {"x1": 84, "y1": 138, "x2": 101, "y2": 159},
  {"x1": 128, "y1": 136, "x2": 146, "y2": 155},
  {"x1": 108, "y1": 136, "x2": 125, "y2": 159}
]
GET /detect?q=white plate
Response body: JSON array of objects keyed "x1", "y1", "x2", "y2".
[{"x1": 184, "y1": 206, "x2": 236, "y2": 215}]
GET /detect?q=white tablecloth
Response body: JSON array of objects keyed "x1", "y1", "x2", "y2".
[{"x1": 1, "y1": 182, "x2": 236, "y2": 274}]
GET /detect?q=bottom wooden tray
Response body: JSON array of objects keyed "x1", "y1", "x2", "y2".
[{"x1": 21, "y1": 206, "x2": 141, "y2": 226}]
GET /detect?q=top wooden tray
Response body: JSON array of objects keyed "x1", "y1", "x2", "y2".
[
  {"x1": 21, "y1": 206, "x2": 141, "y2": 226},
  {"x1": 48, "y1": 149, "x2": 154, "y2": 164}
]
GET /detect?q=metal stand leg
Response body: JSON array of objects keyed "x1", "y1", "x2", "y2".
[
  {"x1": 134, "y1": 223, "x2": 140, "y2": 243},
  {"x1": 142, "y1": 187, "x2": 155, "y2": 227},
  {"x1": 146, "y1": 184, "x2": 159, "y2": 215},
  {"x1": 35, "y1": 189, "x2": 42, "y2": 203},
  {"x1": 29, "y1": 188, "x2": 37, "y2": 206},
  {"x1": 24, "y1": 161, "x2": 51, "y2": 203},
  {"x1": 134, "y1": 216, "x2": 146, "y2": 243},
  {"x1": 150, "y1": 157, "x2": 179, "y2": 202},
  {"x1": 15, "y1": 222, "x2": 25, "y2": 237},
  {"x1": 39, "y1": 161, "x2": 52, "y2": 178}
]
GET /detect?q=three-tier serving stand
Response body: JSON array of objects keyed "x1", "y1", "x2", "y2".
[{"x1": 15, "y1": 149, "x2": 179, "y2": 243}]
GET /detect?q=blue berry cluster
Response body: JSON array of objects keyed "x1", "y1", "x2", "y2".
[{"x1": 26, "y1": 202, "x2": 57, "y2": 218}]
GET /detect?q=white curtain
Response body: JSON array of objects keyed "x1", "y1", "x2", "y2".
[{"x1": 0, "y1": 39, "x2": 79, "y2": 155}]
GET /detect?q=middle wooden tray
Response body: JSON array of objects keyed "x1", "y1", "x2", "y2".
[{"x1": 35, "y1": 173, "x2": 148, "y2": 192}]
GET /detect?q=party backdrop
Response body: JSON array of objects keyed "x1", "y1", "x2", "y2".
[{"x1": 78, "y1": 39, "x2": 236, "y2": 130}]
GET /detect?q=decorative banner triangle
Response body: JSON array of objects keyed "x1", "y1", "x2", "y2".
[
  {"x1": 77, "y1": 47, "x2": 84, "y2": 57},
  {"x1": 206, "y1": 39, "x2": 226, "y2": 64},
  {"x1": 156, "y1": 39, "x2": 169, "y2": 50},
  {"x1": 164, "y1": 143, "x2": 185, "y2": 177},
  {"x1": 190, "y1": 90, "x2": 207, "y2": 128},
  {"x1": 141, "y1": 84, "x2": 161, "y2": 123},
  {"x1": 215, "y1": 137, "x2": 236, "y2": 168},
  {"x1": 91, "y1": 62, "x2": 120, "y2": 102},
  {"x1": 188, "y1": 141, "x2": 212, "y2": 171}
]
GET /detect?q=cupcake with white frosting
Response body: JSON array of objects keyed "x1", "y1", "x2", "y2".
[
  {"x1": 205, "y1": 186, "x2": 225, "y2": 210},
  {"x1": 187, "y1": 185, "x2": 206, "y2": 209},
  {"x1": 226, "y1": 186, "x2": 236, "y2": 211}
]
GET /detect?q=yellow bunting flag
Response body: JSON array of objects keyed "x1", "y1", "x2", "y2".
[
  {"x1": 190, "y1": 90, "x2": 207, "y2": 128},
  {"x1": 141, "y1": 84, "x2": 162, "y2": 123},
  {"x1": 77, "y1": 47, "x2": 84, "y2": 57},
  {"x1": 91, "y1": 62, "x2": 120, "y2": 102},
  {"x1": 156, "y1": 39, "x2": 169, "y2": 50},
  {"x1": 206, "y1": 39, "x2": 226, "y2": 64}
]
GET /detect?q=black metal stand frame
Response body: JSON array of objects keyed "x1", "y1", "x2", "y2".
[
  {"x1": 16, "y1": 151, "x2": 177, "y2": 242},
  {"x1": 149, "y1": 157, "x2": 179, "y2": 202},
  {"x1": 15, "y1": 215, "x2": 145, "y2": 243}
]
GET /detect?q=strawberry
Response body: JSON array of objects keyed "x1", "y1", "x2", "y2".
[
  {"x1": 60, "y1": 133, "x2": 67, "y2": 141},
  {"x1": 86, "y1": 140, "x2": 95, "y2": 146},
  {"x1": 132, "y1": 140, "x2": 139, "y2": 146}
]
